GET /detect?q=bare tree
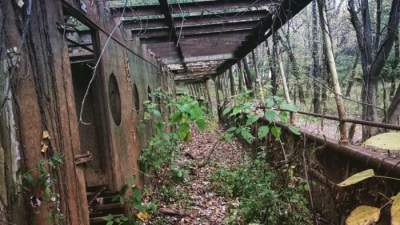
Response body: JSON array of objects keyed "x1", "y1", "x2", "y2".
[
  {"x1": 311, "y1": 0, "x2": 321, "y2": 113},
  {"x1": 348, "y1": 0, "x2": 400, "y2": 138},
  {"x1": 318, "y1": 0, "x2": 348, "y2": 142}
]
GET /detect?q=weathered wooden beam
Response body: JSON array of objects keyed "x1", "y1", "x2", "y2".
[
  {"x1": 216, "y1": 0, "x2": 312, "y2": 74},
  {"x1": 123, "y1": 10, "x2": 267, "y2": 30},
  {"x1": 110, "y1": 0, "x2": 272, "y2": 18}
]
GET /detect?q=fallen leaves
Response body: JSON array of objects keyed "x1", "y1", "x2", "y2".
[{"x1": 136, "y1": 211, "x2": 151, "y2": 222}]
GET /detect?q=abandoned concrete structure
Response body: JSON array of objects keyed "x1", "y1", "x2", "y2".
[{"x1": 0, "y1": 0, "x2": 341, "y2": 224}]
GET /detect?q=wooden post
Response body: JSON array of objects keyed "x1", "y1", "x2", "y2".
[{"x1": 317, "y1": 0, "x2": 348, "y2": 143}]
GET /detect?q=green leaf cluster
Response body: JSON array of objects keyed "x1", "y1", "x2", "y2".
[
  {"x1": 211, "y1": 155, "x2": 311, "y2": 225},
  {"x1": 140, "y1": 90, "x2": 206, "y2": 175}
]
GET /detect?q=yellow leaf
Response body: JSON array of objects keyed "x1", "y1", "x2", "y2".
[
  {"x1": 337, "y1": 169, "x2": 375, "y2": 187},
  {"x1": 391, "y1": 193, "x2": 400, "y2": 225},
  {"x1": 136, "y1": 211, "x2": 150, "y2": 222},
  {"x1": 346, "y1": 205, "x2": 380, "y2": 225},
  {"x1": 364, "y1": 132, "x2": 400, "y2": 151}
]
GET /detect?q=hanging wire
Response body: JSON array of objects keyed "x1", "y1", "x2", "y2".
[{"x1": 79, "y1": 0, "x2": 129, "y2": 125}]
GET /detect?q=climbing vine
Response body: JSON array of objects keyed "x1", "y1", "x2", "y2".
[{"x1": 19, "y1": 131, "x2": 64, "y2": 225}]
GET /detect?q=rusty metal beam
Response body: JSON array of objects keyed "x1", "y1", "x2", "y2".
[
  {"x1": 132, "y1": 20, "x2": 258, "y2": 40},
  {"x1": 141, "y1": 29, "x2": 250, "y2": 44},
  {"x1": 123, "y1": 10, "x2": 268, "y2": 30},
  {"x1": 158, "y1": 0, "x2": 187, "y2": 71},
  {"x1": 216, "y1": 0, "x2": 312, "y2": 74},
  {"x1": 294, "y1": 110, "x2": 400, "y2": 131},
  {"x1": 144, "y1": 33, "x2": 248, "y2": 61},
  {"x1": 111, "y1": 0, "x2": 272, "y2": 18}
]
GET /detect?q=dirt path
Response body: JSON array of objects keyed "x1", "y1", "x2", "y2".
[{"x1": 148, "y1": 128, "x2": 245, "y2": 225}]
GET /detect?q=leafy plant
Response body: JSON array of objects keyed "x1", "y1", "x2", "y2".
[
  {"x1": 139, "y1": 90, "x2": 206, "y2": 174},
  {"x1": 210, "y1": 153, "x2": 312, "y2": 225},
  {"x1": 19, "y1": 152, "x2": 65, "y2": 225},
  {"x1": 222, "y1": 94, "x2": 300, "y2": 144},
  {"x1": 103, "y1": 176, "x2": 156, "y2": 225}
]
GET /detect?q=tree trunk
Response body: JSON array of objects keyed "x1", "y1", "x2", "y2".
[
  {"x1": 214, "y1": 78, "x2": 221, "y2": 117},
  {"x1": 312, "y1": 0, "x2": 321, "y2": 113},
  {"x1": 271, "y1": 33, "x2": 279, "y2": 95},
  {"x1": 318, "y1": 0, "x2": 348, "y2": 143},
  {"x1": 237, "y1": 62, "x2": 244, "y2": 92},
  {"x1": 278, "y1": 53, "x2": 295, "y2": 123},
  {"x1": 242, "y1": 58, "x2": 254, "y2": 92},
  {"x1": 349, "y1": 0, "x2": 400, "y2": 138},
  {"x1": 279, "y1": 34, "x2": 305, "y2": 104},
  {"x1": 251, "y1": 50, "x2": 259, "y2": 95},
  {"x1": 345, "y1": 53, "x2": 360, "y2": 97},
  {"x1": 387, "y1": 84, "x2": 400, "y2": 125},
  {"x1": 228, "y1": 68, "x2": 235, "y2": 96}
]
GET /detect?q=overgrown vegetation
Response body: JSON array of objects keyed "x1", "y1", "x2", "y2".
[
  {"x1": 20, "y1": 150, "x2": 64, "y2": 225},
  {"x1": 139, "y1": 90, "x2": 206, "y2": 175},
  {"x1": 211, "y1": 152, "x2": 311, "y2": 225},
  {"x1": 103, "y1": 90, "x2": 207, "y2": 224},
  {"x1": 209, "y1": 92, "x2": 312, "y2": 225},
  {"x1": 222, "y1": 91, "x2": 300, "y2": 144}
]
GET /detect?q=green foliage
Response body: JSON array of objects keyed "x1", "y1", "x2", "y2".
[
  {"x1": 222, "y1": 94, "x2": 300, "y2": 144},
  {"x1": 140, "y1": 89, "x2": 206, "y2": 174},
  {"x1": 19, "y1": 153, "x2": 65, "y2": 224},
  {"x1": 210, "y1": 154, "x2": 312, "y2": 225},
  {"x1": 104, "y1": 176, "x2": 157, "y2": 225}
]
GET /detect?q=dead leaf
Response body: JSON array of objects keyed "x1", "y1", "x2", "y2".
[
  {"x1": 346, "y1": 205, "x2": 380, "y2": 225},
  {"x1": 337, "y1": 169, "x2": 375, "y2": 187},
  {"x1": 136, "y1": 211, "x2": 151, "y2": 222},
  {"x1": 42, "y1": 130, "x2": 50, "y2": 140},
  {"x1": 41, "y1": 143, "x2": 49, "y2": 153},
  {"x1": 391, "y1": 193, "x2": 400, "y2": 225}
]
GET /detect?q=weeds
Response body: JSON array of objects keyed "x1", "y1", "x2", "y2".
[{"x1": 210, "y1": 153, "x2": 312, "y2": 225}]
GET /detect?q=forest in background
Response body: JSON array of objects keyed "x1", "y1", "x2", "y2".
[{"x1": 206, "y1": 0, "x2": 400, "y2": 142}]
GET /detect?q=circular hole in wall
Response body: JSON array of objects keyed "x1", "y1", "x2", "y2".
[
  {"x1": 133, "y1": 83, "x2": 140, "y2": 111},
  {"x1": 108, "y1": 73, "x2": 122, "y2": 125}
]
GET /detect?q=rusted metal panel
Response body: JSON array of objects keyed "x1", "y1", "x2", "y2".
[
  {"x1": 110, "y1": 0, "x2": 272, "y2": 18},
  {"x1": 132, "y1": 21, "x2": 257, "y2": 40},
  {"x1": 1, "y1": 1, "x2": 172, "y2": 225},
  {"x1": 217, "y1": 0, "x2": 312, "y2": 74},
  {"x1": 124, "y1": 10, "x2": 268, "y2": 30}
]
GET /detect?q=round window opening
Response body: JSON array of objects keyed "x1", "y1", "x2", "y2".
[{"x1": 108, "y1": 73, "x2": 122, "y2": 125}]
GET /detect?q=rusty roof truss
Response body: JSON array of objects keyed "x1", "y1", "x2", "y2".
[{"x1": 110, "y1": 0, "x2": 311, "y2": 82}]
